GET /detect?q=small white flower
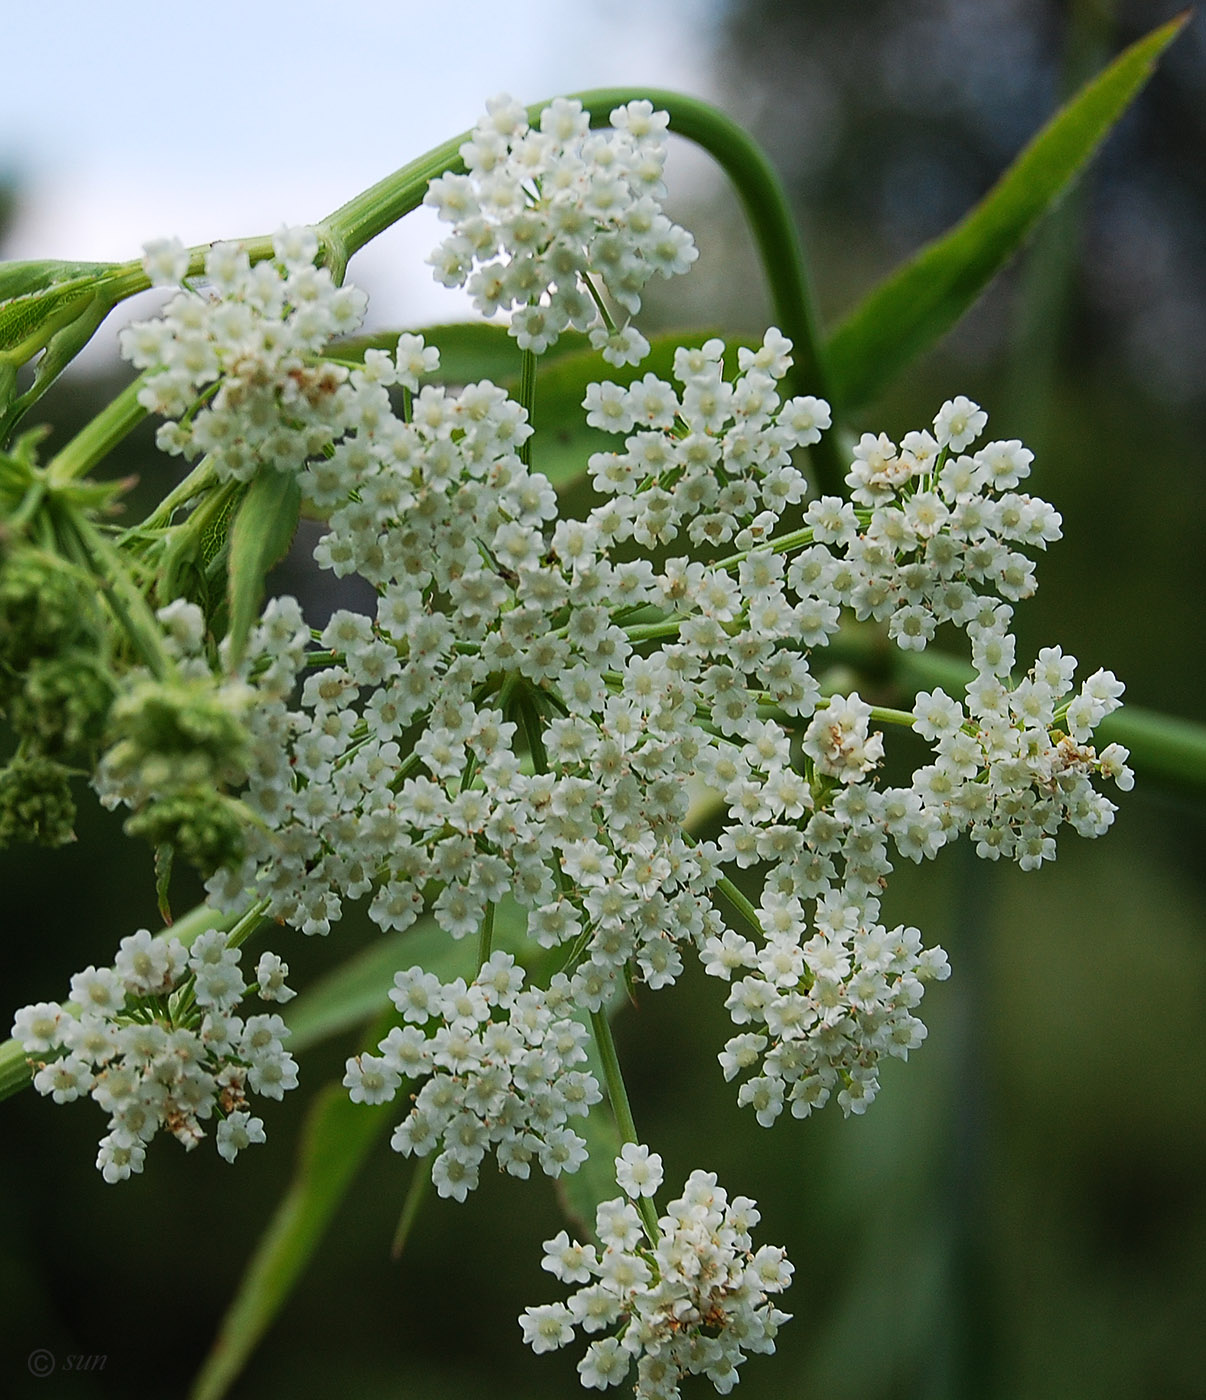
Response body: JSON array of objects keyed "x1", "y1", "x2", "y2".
[{"x1": 614, "y1": 1142, "x2": 664, "y2": 1199}]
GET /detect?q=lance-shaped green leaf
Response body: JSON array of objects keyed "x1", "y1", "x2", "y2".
[
  {"x1": 225, "y1": 468, "x2": 302, "y2": 667},
  {"x1": 189, "y1": 1076, "x2": 395, "y2": 1400},
  {"x1": 193, "y1": 912, "x2": 488, "y2": 1399},
  {"x1": 825, "y1": 14, "x2": 1188, "y2": 411}
]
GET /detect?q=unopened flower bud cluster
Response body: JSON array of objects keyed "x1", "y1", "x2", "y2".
[
  {"x1": 522, "y1": 1149, "x2": 792, "y2": 1397},
  {"x1": 92, "y1": 601, "x2": 259, "y2": 874},
  {"x1": 12, "y1": 929, "x2": 296, "y2": 1181},
  {"x1": 343, "y1": 953, "x2": 600, "y2": 1200},
  {"x1": 426, "y1": 95, "x2": 697, "y2": 363}
]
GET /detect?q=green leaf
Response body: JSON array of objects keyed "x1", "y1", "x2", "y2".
[
  {"x1": 194, "y1": 915, "x2": 493, "y2": 1399},
  {"x1": 188, "y1": 1077, "x2": 395, "y2": 1400},
  {"x1": 0, "y1": 260, "x2": 127, "y2": 440},
  {"x1": 224, "y1": 469, "x2": 302, "y2": 667},
  {"x1": 332, "y1": 321, "x2": 532, "y2": 385},
  {"x1": 283, "y1": 915, "x2": 452, "y2": 1054},
  {"x1": 825, "y1": 14, "x2": 1189, "y2": 410},
  {"x1": 0, "y1": 258, "x2": 119, "y2": 305}
]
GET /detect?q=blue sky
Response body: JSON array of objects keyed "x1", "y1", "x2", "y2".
[{"x1": 1, "y1": 0, "x2": 719, "y2": 350}]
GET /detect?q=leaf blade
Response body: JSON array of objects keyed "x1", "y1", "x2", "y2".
[
  {"x1": 188, "y1": 1079, "x2": 394, "y2": 1400},
  {"x1": 825, "y1": 14, "x2": 1188, "y2": 410},
  {"x1": 225, "y1": 469, "x2": 302, "y2": 667}
]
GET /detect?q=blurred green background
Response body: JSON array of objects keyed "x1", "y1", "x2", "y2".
[{"x1": 2, "y1": 2, "x2": 1204, "y2": 1398}]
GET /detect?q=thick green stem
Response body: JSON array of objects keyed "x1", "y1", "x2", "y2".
[
  {"x1": 589, "y1": 1007, "x2": 659, "y2": 1240},
  {"x1": 868, "y1": 704, "x2": 919, "y2": 729},
  {"x1": 47, "y1": 374, "x2": 150, "y2": 486}
]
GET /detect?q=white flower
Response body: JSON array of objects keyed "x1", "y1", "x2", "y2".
[
  {"x1": 615, "y1": 1142, "x2": 664, "y2": 1199},
  {"x1": 141, "y1": 235, "x2": 189, "y2": 286},
  {"x1": 934, "y1": 395, "x2": 988, "y2": 452}
]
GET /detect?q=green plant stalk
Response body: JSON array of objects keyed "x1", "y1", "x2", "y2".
[
  {"x1": 513, "y1": 679, "x2": 659, "y2": 1235},
  {"x1": 519, "y1": 347, "x2": 537, "y2": 468},
  {"x1": 589, "y1": 1007, "x2": 659, "y2": 1241},
  {"x1": 47, "y1": 373, "x2": 150, "y2": 486},
  {"x1": 714, "y1": 874, "x2": 766, "y2": 942},
  {"x1": 390, "y1": 1158, "x2": 432, "y2": 1259},
  {"x1": 319, "y1": 88, "x2": 843, "y2": 494},
  {"x1": 64, "y1": 512, "x2": 175, "y2": 678},
  {"x1": 139, "y1": 455, "x2": 220, "y2": 531},
  {"x1": 477, "y1": 901, "x2": 496, "y2": 969},
  {"x1": 869, "y1": 704, "x2": 919, "y2": 729}
]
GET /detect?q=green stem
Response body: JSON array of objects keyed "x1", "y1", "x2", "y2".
[
  {"x1": 516, "y1": 684, "x2": 550, "y2": 775},
  {"x1": 589, "y1": 1007, "x2": 659, "y2": 1240},
  {"x1": 868, "y1": 704, "x2": 918, "y2": 729},
  {"x1": 830, "y1": 630, "x2": 1206, "y2": 798},
  {"x1": 713, "y1": 874, "x2": 766, "y2": 942},
  {"x1": 65, "y1": 513, "x2": 175, "y2": 678},
  {"x1": 224, "y1": 898, "x2": 273, "y2": 953},
  {"x1": 518, "y1": 347, "x2": 537, "y2": 468},
  {"x1": 391, "y1": 1159, "x2": 432, "y2": 1259},
  {"x1": 477, "y1": 901, "x2": 496, "y2": 969},
  {"x1": 139, "y1": 455, "x2": 220, "y2": 531},
  {"x1": 47, "y1": 374, "x2": 150, "y2": 486}
]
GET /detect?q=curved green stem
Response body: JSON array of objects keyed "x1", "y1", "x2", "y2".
[
  {"x1": 477, "y1": 902, "x2": 496, "y2": 969},
  {"x1": 589, "y1": 1006, "x2": 659, "y2": 1240}
]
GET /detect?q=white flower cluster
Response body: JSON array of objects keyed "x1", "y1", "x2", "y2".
[
  {"x1": 119, "y1": 227, "x2": 368, "y2": 482},
  {"x1": 342, "y1": 954, "x2": 600, "y2": 1200},
  {"x1": 521, "y1": 1149, "x2": 792, "y2": 1397},
  {"x1": 710, "y1": 917, "x2": 951, "y2": 1122},
  {"x1": 583, "y1": 331, "x2": 829, "y2": 548},
  {"x1": 426, "y1": 95, "x2": 697, "y2": 362},
  {"x1": 11, "y1": 929, "x2": 296, "y2": 1181},
  {"x1": 171, "y1": 322, "x2": 1131, "y2": 1128}
]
